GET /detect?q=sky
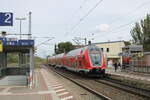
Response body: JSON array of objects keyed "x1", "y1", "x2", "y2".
[{"x1": 0, "y1": 0, "x2": 150, "y2": 58}]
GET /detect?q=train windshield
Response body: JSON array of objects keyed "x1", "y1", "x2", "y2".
[{"x1": 88, "y1": 45, "x2": 102, "y2": 67}]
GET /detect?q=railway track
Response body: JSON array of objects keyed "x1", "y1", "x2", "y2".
[
  {"x1": 46, "y1": 66, "x2": 111, "y2": 100},
  {"x1": 95, "y1": 78, "x2": 150, "y2": 99},
  {"x1": 45, "y1": 65, "x2": 150, "y2": 100}
]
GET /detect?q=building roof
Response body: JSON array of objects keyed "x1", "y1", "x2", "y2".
[
  {"x1": 73, "y1": 45, "x2": 85, "y2": 49},
  {"x1": 144, "y1": 52, "x2": 150, "y2": 55},
  {"x1": 93, "y1": 40, "x2": 126, "y2": 44},
  {"x1": 123, "y1": 45, "x2": 143, "y2": 51}
]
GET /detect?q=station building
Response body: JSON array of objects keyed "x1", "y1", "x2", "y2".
[
  {"x1": 94, "y1": 41, "x2": 130, "y2": 65},
  {"x1": 144, "y1": 52, "x2": 150, "y2": 66},
  {"x1": 0, "y1": 36, "x2": 34, "y2": 86}
]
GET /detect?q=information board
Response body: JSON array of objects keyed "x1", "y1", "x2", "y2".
[{"x1": 0, "y1": 12, "x2": 13, "y2": 26}]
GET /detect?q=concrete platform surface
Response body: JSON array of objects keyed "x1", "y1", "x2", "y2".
[
  {"x1": 0, "y1": 66, "x2": 75, "y2": 100},
  {"x1": 0, "y1": 75, "x2": 27, "y2": 85},
  {"x1": 106, "y1": 67, "x2": 150, "y2": 82}
]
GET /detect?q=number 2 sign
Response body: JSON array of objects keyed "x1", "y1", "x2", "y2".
[{"x1": 0, "y1": 12, "x2": 13, "y2": 26}]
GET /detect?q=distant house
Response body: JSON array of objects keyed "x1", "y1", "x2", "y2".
[
  {"x1": 121, "y1": 45, "x2": 143, "y2": 57},
  {"x1": 144, "y1": 52, "x2": 150, "y2": 66},
  {"x1": 94, "y1": 41, "x2": 130, "y2": 64},
  {"x1": 73, "y1": 45, "x2": 85, "y2": 49},
  {"x1": 73, "y1": 41, "x2": 130, "y2": 64}
]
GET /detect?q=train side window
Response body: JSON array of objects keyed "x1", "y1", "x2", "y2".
[
  {"x1": 75, "y1": 61, "x2": 77, "y2": 67},
  {"x1": 66, "y1": 58, "x2": 69, "y2": 65},
  {"x1": 72, "y1": 61, "x2": 76, "y2": 68}
]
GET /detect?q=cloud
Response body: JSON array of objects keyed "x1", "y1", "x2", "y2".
[
  {"x1": 97, "y1": 24, "x2": 109, "y2": 32},
  {"x1": 91, "y1": 24, "x2": 109, "y2": 33}
]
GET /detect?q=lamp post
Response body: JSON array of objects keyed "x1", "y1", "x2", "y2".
[
  {"x1": 15, "y1": 17, "x2": 26, "y2": 39},
  {"x1": 47, "y1": 55, "x2": 50, "y2": 65},
  {"x1": 28, "y1": 12, "x2": 32, "y2": 39}
]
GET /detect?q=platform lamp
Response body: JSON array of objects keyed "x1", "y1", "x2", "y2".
[
  {"x1": 15, "y1": 17, "x2": 26, "y2": 40},
  {"x1": 1, "y1": 31, "x2": 7, "y2": 37}
]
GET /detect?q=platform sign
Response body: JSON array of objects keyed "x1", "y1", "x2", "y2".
[
  {"x1": 0, "y1": 12, "x2": 13, "y2": 26},
  {"x1": 0, "y1": 40, "x2": 3, "y2": 52}
]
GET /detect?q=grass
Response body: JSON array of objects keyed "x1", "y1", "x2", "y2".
[{"x1": 6, "y1": 56, "x2": 45, "y2": 68}]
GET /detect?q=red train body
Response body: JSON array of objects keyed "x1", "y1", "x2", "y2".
[{"x1": 48, "y1": 45, "x2": 106, "y2": 76}]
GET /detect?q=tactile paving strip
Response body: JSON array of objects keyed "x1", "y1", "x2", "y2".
[{"x1": 40, "y1": 66, "x2": 75, "y2": 100}]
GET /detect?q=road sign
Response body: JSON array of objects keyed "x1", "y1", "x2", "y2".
[
  {"x1": 0, "y1": 12, "x2": 13, "y2": 26},
  {"x1": 0, "y1": 40, "x2": 3, "y2": 52}
]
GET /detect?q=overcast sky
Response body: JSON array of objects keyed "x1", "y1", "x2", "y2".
[{"x1": 0, "y1": 0, "x2": 150, "y2": 57}]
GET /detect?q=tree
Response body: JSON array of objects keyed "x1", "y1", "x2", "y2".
[
  {"x1": 130, "y1": 14, "x2": 150, "y2": 51},
  {"x1": 55, "y1": 42, "x2": 74, "y2": 54},
  {"x1": 7, "y1": 53, "x2": 18, "y2": 63}
]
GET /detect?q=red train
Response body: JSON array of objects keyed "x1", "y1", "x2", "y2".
[{"x1": 48, "y1": 44, "x2": 106, "y2": 76}]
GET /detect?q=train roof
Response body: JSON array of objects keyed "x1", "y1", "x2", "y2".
[
  {"x1": 66, "y1": 44, "x2": 101, "y2": 57},
  {"x1": 66, "y1": 47, "x2": 87, "y2": 57},
  {"x1": 49, "y1": 44, "x2": 102, "y2": 58},
  {"x1": 55, "y1": 53, "x2": 65, "y2": 58},
  {"x1": 49, "y1": 53, "x2": 64, "y2": 59}
]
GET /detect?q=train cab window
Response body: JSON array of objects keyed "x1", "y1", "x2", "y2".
[
  {"x1": 107, "y1": 48, "x2": 109, "y2": 52},
  {"x1": 88, "y1": 45, "x2": 102, "y2": 66}
]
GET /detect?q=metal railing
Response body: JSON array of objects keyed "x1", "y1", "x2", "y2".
[{"x1": 130, "y1": 60, "x2": 150, "y2": 73}]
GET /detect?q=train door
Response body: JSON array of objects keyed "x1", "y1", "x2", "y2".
[
  {"x1": 71, "y1": 57, "x2": 76, "y2": 68},
  {"x1": 66, "y1": 58, "x2": 70, "y2": 67},
  {"x1": 77, "y1": 56, "x2": 83, "y2": 69}
]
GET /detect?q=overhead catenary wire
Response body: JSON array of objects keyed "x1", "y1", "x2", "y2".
[
  {"x1": 36, "y1": 38, "x2": 55, "y2": 47},
  {"x1": 95, "y1": 16, "x2": 146, "y2": 41},
  {"x1": 67, "y1": 0, "x2": 149, "y2": 42},
  {"x1": 68, "y1": 0, "x2": 104, "y2": 33},
  {"x1": 107, "y1": 15, "x2": 146, "y2": 34},
  {"x1": 108, "y1": 0, "x2": 150, "y2": 25},
  {"x1": 68, "y1": 0, "x2": 88, "y2": 20},
  {"x1": 66, "y1": 0, "x2": 88, "y2": 33},
  {"x1": 98, "y1": 0, "x2": 150, "y2": 35},
  {"x1": 94, "y1": 15, "x2": 146, "y2": 41},
  {"x1": 33, "y1": 36, "x2": 54, "y2": 39},
  {"x1": 89, "y1": 0, "x2": 150, "y2": 37},
  {"x1": 80, "y1": 0, "x2": 88, "y2": 9}
]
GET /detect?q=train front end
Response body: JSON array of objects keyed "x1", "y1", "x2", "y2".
[{"x1": 86, "y1": 45, "x2": 106, "y2": 76}]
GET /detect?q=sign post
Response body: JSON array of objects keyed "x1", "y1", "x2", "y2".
[
  {"x1": 0, "y1": 12, "x2": 13, "y2": 26},
  {"x1": 0, "y1": 12, "x2": 13, "y2": 51}
]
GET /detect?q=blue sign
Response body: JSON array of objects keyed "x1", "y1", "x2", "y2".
[{"x1": 0, "y1": 12, "x2": 13, "y2": 26}]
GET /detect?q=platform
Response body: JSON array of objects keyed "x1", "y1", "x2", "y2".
[
  {"x1": 106, "y1": 67, "x2": 150, "y2": 82},
  {"x1": 0, "y1": 67, "x2": 75, "y2": 100}
]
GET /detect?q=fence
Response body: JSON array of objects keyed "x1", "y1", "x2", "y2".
[{"x1": 129, "y1": 60, "x2": 150, "y2": 73}]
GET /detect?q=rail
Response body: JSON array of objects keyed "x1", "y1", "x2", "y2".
[{"x1": 45, "y1": 65, "x2": 111, "y2": 100}]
